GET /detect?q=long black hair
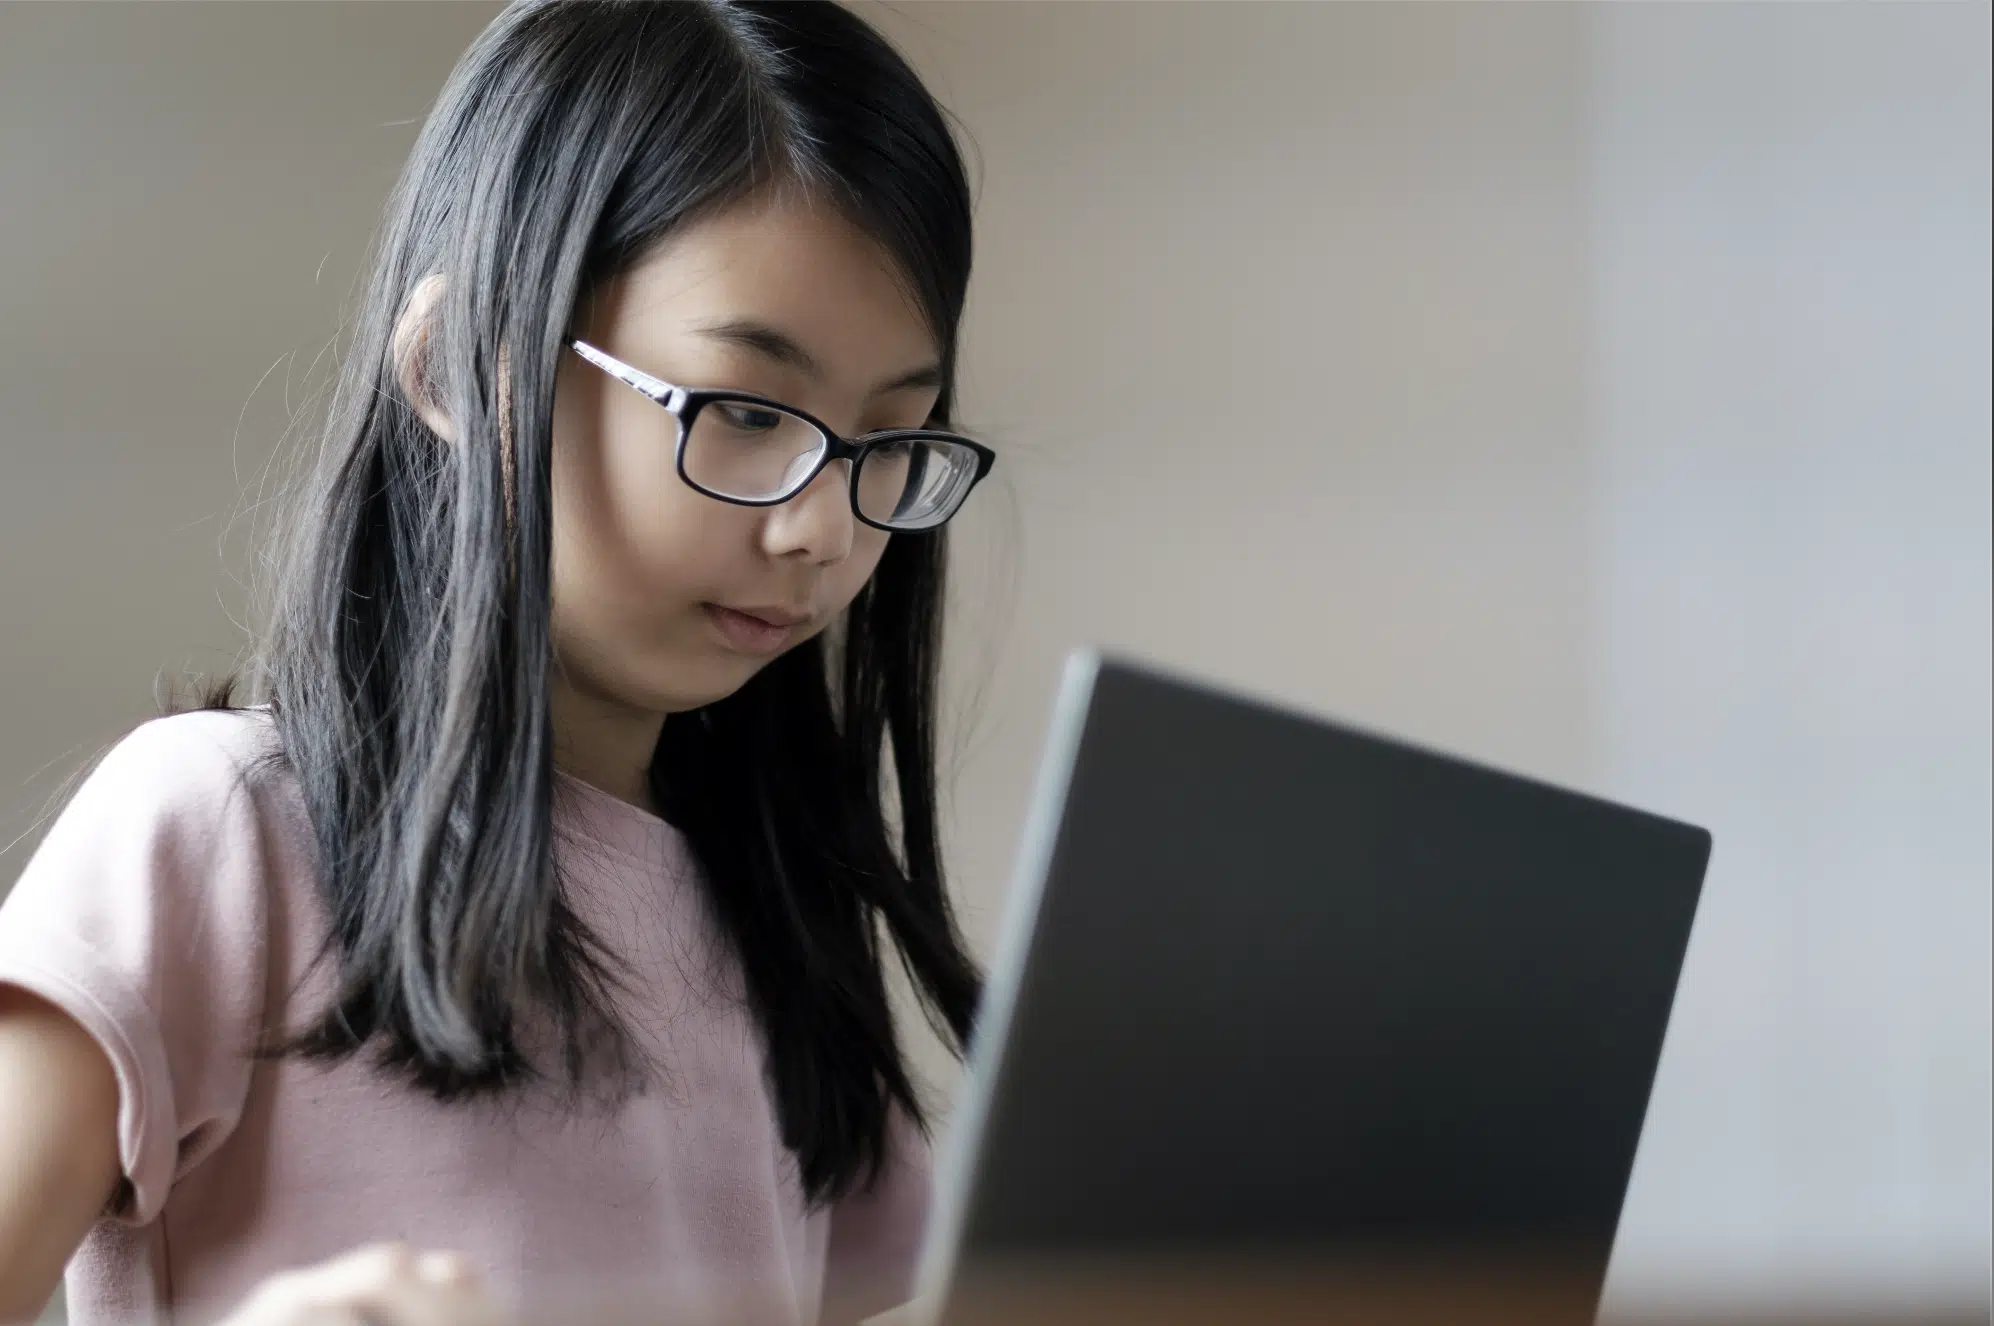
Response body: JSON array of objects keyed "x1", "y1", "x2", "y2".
[{"x1": 192, "y1": 0, "x2": 983, "y2": 1206}]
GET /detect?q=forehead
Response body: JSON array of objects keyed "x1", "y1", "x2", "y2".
[{"x1": 598, "y1": 191, "x2": 938, "y2": 383}]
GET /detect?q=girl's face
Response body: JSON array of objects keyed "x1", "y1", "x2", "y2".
[{"x1": 546, "y1": 191, "x2": 943, "y2": 754}]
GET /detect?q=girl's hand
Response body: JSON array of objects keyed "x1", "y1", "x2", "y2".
[{"x1": 213, "y1": 1243, "x2": 500, "y2": 1326}]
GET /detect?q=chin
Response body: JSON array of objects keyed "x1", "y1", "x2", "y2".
[{"x1": 639, "y1": 652, "x2": 778, "y2": 716}]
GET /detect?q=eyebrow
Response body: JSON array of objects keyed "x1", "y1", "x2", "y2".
[{"x1": 687, "y1": 317, "x2": 943, "y2": 397}]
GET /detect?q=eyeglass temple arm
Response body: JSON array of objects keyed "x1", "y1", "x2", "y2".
[{"x1": 567, "y1": 338, "x2": 687, "y2": 411}]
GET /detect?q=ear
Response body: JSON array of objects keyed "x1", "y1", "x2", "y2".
[{"x1": 392, "y1": 272, "x2": 456, "y2": 442}]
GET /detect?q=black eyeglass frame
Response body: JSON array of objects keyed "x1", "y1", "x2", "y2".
[{"x1": 566, "y1": 337, "x2": 995, "y2": 533}]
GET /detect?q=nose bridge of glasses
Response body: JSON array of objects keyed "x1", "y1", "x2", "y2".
[
  {"x1": 794, "y1": 411, "x2": 891, "y2": 496},
  {"x1": 780, "y1": 445, "x2": 836, "y2": 494}
]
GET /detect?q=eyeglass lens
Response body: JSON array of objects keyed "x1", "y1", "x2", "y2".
[{"x1": 683, "y1": 399, "x2": 980, "y2": 530}]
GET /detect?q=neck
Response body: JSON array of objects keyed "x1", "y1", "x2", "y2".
[{"x1": 548, "y1": 671, "x2": 668, "y2": 816}]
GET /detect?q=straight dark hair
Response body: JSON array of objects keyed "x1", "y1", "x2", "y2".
[{"x1": 190, "y1": 0, "x2": 983, "y2": 1205}]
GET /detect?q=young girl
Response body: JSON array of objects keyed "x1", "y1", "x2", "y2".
[{"x1": 0, "y1": 2, "x2": 991, "y2": 1323}]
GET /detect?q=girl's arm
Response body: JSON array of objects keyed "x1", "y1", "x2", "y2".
[
  {"x1": 0, "y1": 984, "x2": 121, "y2": 1325},
  {"x1": 0, "y1": 995, "x2": 494, "y2": 1326}
]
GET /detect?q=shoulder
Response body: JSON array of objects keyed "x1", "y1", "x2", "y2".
[
  {"x1": 0, "y1": 706, "x2": 289, "y2": 1227},
  {"x1": 86, "y1": 705, "x2": 283, "y2": 808},
  {"x1": 5, "y1": 705, "x2": 295, "y2": 932},
  {"x1": 51, "y1": 705, "x2": 297, "y2": 854}
]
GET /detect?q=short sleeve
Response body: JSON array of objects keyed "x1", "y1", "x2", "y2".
[
  {"x1": 0, "y1": 711, "x2": 275, "y2": 1226},
  {"x1": 820, "y1": 1103, "x2": 936, "y2": 1325}
]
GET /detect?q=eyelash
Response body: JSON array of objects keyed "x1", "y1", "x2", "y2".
[{"x1": 718, "y1": 376, "x2": 935, "y2": 434}]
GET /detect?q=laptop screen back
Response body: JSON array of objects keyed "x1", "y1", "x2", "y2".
[{"x1": 938, "y1": 654, "x2": 1709, "y2": 1296}]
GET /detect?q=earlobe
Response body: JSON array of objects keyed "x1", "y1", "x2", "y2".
[{"x1": 392, "y1": 272, "x2": 456, "y2": 443}]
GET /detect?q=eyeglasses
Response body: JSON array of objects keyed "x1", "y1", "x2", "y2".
[{"x1": 566, "y1": 339, "x2": 994, "y2": 533}]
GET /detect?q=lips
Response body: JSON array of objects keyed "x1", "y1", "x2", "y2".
[
  {"x1": 722, "y1": 605, "x2": 810, "y2": 628},
  {"x1": 703, "y1": 603, "x2": 809, "y2": 654}
]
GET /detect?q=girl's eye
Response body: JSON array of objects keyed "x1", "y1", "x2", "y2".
[{"x1": 714, "y1": 403, "x2": 786, "y2": 433}]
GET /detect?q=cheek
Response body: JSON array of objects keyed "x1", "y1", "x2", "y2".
[{"x1": 549, "y1": 414, "x2": 740, "y2": 626}]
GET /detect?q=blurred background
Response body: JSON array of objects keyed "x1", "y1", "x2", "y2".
[{"x1": 0, "y1": 2, "x2": 1987, "y2": 1322}]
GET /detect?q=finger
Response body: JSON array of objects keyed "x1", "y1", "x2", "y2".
[
  {"x1": 212, "y1": 1244, "x2": 488, "y2": 1324},
  {"x1": 308, "y1": 1241, "x2": 420, "y2": 1293},
  {"x1": 248, "y1": 1244, "x2": 489, "y2": 1326},
  {"x1": 214, "y1": 1284, "x2": 395, "y2": 1326},
  {"x1": 347, "y1": 1279, "x2": 500, "y2": 1326},
  {"x1": 344, "y1": 1253, "x2": 496, "y2": 1326},
  {"x1": 293, "y1": 1242, "x2": 472, "y2": 1299},
  {"x1": 414, "y1": 1250, "x2": 480, "y2": 1288}
]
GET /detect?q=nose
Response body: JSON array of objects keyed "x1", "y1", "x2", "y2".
[{"x1": 760, "y1": 457, "x2": 856, "y2": 565}]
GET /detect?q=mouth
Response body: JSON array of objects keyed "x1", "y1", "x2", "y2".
[{"x1": 702, "y1": 603, "x2": 808, "y2": 655}]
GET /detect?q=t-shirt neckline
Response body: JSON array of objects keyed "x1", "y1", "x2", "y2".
[{"x1": 551, "y1": 766, "x2": 683, "y2": 866}]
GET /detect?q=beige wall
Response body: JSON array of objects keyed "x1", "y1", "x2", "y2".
[
  {"x1": 0, "y1": 0, "x2": 505, "y2": 858},
  {"x1": 857, "y1": 1, "x2": 1594, "y2": 1089}
]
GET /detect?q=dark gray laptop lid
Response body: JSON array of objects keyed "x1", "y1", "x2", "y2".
[{"x1": 919, "y1": 650, "x2": 1710, "y2": 1316}]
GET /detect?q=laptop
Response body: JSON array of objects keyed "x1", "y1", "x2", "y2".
[{"x1": 909, "y1": 649, "x2": 1711, "y2": 1325}]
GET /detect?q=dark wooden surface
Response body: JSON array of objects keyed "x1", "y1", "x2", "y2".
[{"x1": 494, "y1": 1255, "x2": 1990, "y2": 1326}]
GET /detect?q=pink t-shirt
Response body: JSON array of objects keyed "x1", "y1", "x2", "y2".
[{"x1": 0, "y1": 708, "x2": 931, "y2": 1326}]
